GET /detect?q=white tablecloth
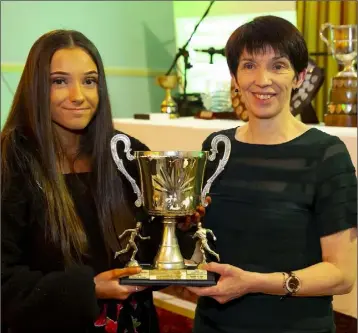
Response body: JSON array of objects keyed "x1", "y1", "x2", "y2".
[
  {"x1": 113, "y1": 116, "x2": 357, "y2": 171},
  {"x1": 113, "y1": 115, "x2": 357, "y2": 318}
]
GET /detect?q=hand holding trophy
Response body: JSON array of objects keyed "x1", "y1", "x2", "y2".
[{"x1": 110, "y1": 134, "x2": 231, "y2": 286}]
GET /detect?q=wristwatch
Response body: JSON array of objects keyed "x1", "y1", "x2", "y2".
[{"x1": 284, "y1": 272, "x2": 301, "y2": 296}]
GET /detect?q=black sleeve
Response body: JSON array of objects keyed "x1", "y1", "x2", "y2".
[
  {"x1": 201, "y1": 131, "x2": 219, "y2": 151},
  {"x1": 1, "y1": 160, "x2": 100, "y2": 331},
  {"x1": 114, "y1": 129, "x2": 150, "y2": 152},
  {"x1": 314, "y1": 136, "x2": 357, "y2": 236}
]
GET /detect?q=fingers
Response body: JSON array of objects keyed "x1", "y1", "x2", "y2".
[
  {"x1": 109, "y1": 267, "x2": 142, "y2": 279},
  {"x1": 185, "y1": 216, "x2": 192, "y2": 224},
  {"x1": 191, "y1": 212, "x2": 201, "y2": 224},
  {"x1": 183, "y1": 196, "x2": 213, "y2": 226},
  {"x1": 181, "y1": 196, "x2": 213, "y2": 225},
  {"x1": 120, "y1": 285, "x2": 147, "y2": 293},
  {"x1": 186, "y1": 286, "x2": 218, "y2": 297},
  {"x1": 180, "y1": 195, "x2": 213, "y2": 228},
  {"x1": 184, "y1": 259, "x2": 197, "y2": 265},
  {"x1": 178, "y1": 215, "x2": 196, "y2": 231},
  {"x1": 203, "y1": 262, "x2": 229, "y2": 274},
  {"x1": 186, "y1": 288, "x2": 237, "y2": 304},
  {"x1": 187, "y1": 211, "x2": 200, "y2": 225},
  {"x1": 110, "y1": 284, "x2": 147, "y2": 301},
  {"x1": 177, "y1": 218, "x2": 191, "y2": 231},
  {"x1": 196, "y1": 262, "x2": 231, "y2": 277},
  {"x1": 193, "y1": 196, "x2": 211, "y2": 220},
  {"x1": 196, "y1": 206, "x2": 205, "y2": 217},
  {"x1": 186, "y1": 286, "x2": 201, "y2": 295},
  {"x1": 213, "y1": 296, "x2": 232, "y2": 304}
]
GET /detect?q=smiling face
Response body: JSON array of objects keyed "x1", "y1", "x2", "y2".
[
  {"x1": 233, "y1": 46, "x2": 305, "y2": 120},
  {"x1": 50, "y1": 47, "x2": 99, "y2": 131}
]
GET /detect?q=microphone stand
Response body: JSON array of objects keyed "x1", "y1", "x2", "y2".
[
  {"x1": 194, "y1": 47, "x2": 225, "y2": 64},
  {"x1": 165, "y1": 1, "x2": 215, "y2": 112}
]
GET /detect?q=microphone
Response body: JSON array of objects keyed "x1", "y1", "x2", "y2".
[
  {"x1": 195, "y1": 47, "x2": 225, "y2": 56},
  {"x1": 194, "y1": 47, "x2": 225, "y2": 64}
]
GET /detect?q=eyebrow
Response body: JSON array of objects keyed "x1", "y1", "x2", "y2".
[
  {"x1": 50, "y1": 70, "x2": 98, "y2": 76},
  {"x1": 272, "y1": 56, "x2": 288, "y2": 61},
  {"x1": 240, "y1": 56, "x2": 288, "y2": 62}
]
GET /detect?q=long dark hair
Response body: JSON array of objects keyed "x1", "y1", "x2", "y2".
[{"x1": 1, "y1": 30, "x2": 134, "y2": 265}]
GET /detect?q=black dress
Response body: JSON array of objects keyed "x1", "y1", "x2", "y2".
[
  {"x1": 1, "y1": 131, "x2": 162, "y2": 333},
  {"x1": 194, "y1": 127, "x2": 357, "y2": 333}
]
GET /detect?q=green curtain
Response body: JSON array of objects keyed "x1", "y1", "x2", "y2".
[{"x1": 297, "y1": 1, "x2": 357, "y2": 122}]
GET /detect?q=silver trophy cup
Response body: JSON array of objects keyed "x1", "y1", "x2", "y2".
[
  {"x1": 320, "y1": 23, "x2": 357, "y2": 126},
  {"x1": 110, "y1": 134, "x2": 231, "y2": 286},
  {"x1": 320, "y1": 23, "x2": 357, "y2": 77}
]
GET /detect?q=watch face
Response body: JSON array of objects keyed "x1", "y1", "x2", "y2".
[{"x1": 286, "y1": 276, "x2": 300, "y2": 293}]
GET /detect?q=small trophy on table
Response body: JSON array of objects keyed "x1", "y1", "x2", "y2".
[
  {"x1": 110, "y1": 133, "x2": 231, "y2": 286},
  {"x1": 156, "y1": 75, "x2": 179, "y2": 118}
]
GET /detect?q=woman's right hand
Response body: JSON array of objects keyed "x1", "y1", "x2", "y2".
[{"x1": 94, "y1": 267, "x2": 146, "y2": 300}]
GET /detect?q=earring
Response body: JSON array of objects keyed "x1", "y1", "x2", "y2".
[{"x1": 234, "y1": 88, "x2": 239, "y2": 93}]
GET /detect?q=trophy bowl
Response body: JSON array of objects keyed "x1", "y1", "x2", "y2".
[
  {"x1": 156, "y1": 75, "x2": 179, "y2": 89},
  {"x1": 320, "y1": 23, "x2": 357, "y2": 77},
  {"x1": 111, "y1": 134, "x2": 231, "y2": 286},
  {"x1": 156, "y1": 75, "x2": 179, "y2": 117},
  {"x1": 138, "y1": 150, "x2": 208, "y2": 270},
  {"x1": 320, "y1": 23, "x2": 357, "y2": 127}
]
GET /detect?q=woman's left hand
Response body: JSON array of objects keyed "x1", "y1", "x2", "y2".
[
  {"x1": 186, "y1": 262, "x2": 256, "y2": 304},
  {"x1": 177, "y1": 196, "x2": 211, "y2": 231}
]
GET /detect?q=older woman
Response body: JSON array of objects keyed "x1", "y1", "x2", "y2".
[{"x1": 188, "y1": 15, "x2": 357, "y2": 333}]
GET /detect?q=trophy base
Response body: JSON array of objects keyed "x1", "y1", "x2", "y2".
[
  {"x1": 326, "y1": 75, "x2": 357, "y2": 127},
  {"x1": 324, "y1": 114, "x2": 357, "y2": 127},
  {"x1": 119, "y1": 264, "x2": 217, "y2": 286},
  {"x1": 160, "y1": 107, "x2": 179, "y2": 119}
]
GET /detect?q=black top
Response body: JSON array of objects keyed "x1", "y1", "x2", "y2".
[
  {"x1": 1, "y1": 131, "x2": 162, "y2": 333},
  {"x1": 194, "y1": 127, "x2": 357, "y2": 333}
]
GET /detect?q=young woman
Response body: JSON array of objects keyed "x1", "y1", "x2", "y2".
[
  {"x1": 188, "y1": 16, "x2": 357, "y2": 333},
  {"x1": 1, "y1": 29, "x2": 183, "y2": 333}
]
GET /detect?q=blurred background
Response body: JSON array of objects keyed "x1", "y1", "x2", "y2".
[
  {"x1": 1, "y1": 2, "x2": 356, "y2": 332},
  {"x1": 2, "y1": 1, "x2": 356, "y2": 127}
]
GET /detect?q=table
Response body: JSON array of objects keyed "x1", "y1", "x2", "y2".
[
  {"x1": 113, "y1": 115, "x2": 357, "y2": 318},
  {"x1": 113, "y1": 116, "x2": 357, "y2": 171}
]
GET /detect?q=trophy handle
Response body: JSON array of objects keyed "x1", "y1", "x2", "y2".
[
  {"x1": 110, "y1": 134, "x2": 143, "y2": 207},
  {"x1": 201, "y1": 134, "x2": 231, "y2": 207},
  {"x1": 320, "y1": 23, "x2": 332, "y2": 51}
]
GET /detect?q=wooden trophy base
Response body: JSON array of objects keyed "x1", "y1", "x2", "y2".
[
  {"x1": 324, "y1": 114, "x2": 357, "y2": 127},
  {"x1": 119, "y1": 264, "x2": 217, "y2": 286},
  {"x1": 325, "y1": 76, "x2": 357, "y2": 127}
]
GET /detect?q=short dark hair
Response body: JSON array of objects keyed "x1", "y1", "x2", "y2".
[{"x1": 225, "y1": 15, "x2": 308, "y2": 77}]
